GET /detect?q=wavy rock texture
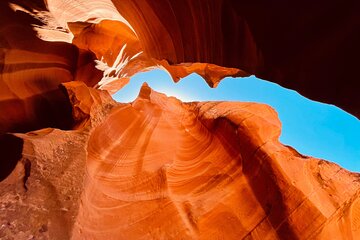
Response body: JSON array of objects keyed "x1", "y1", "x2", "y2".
[
  {"x1": 1, "y1": 0, "x2": 360, "y2": 239},
  {"x1": 71, "y1": 84, "x2": 360, "y2": 239},
  {"x1": 0, "y1": 1, "x2": 102, "y2": 133},
  {"x1": 110, "y1": 0, "x2": 360, "y2": 118},
  {"x1": 2, "y1": 82, "x2": 360, "y2": 239},
  {"x1": 34, "y1": 0, "x2": 355, "y2": 116},
  {"x1": 0, "y1": 82, "x2": 114, "y2": 240},
  {"x1": 1, "y1": 0, "x2": 359, "y2": 118},
  {"x1": 68, "y1": 19, "x2": 246, "y2": 93}
]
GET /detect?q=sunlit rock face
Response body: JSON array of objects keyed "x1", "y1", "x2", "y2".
[
  {"x1": 1, "y1": 0, "x2": 360, "y2": 239},
  {"x1": 2, "y1": 82, "x2": 360, "y2": 239},
  {"x1": 0, "y1": 1, "x2": 102, "y2": 133},
  {"x1": 110, "y1": 0, "x2": 360, "y2": 118},
  {"x1": 1, "y1": 0, "x2": 359, "y2": 119},
  {"x1": 74, "y1": 84, "x2": 360, "y2": 239}
]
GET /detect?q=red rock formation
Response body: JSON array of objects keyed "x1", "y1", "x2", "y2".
[
  {"x1": 1, "y1": 0, "x2": 360, "y2": 239},
  {"x1": 1, "y1": 0, "x2": 359, "y2": 118},
  {"x1": 72, "y1": 84, "x2": 360, "y2": 239},
  {"x1": 68, "y1": 19, "x2": 246, "y2": 93},
  {"x1": 0, "y1": 82, "x2": 115, "y2": 239},
  {"x1": 0, "y1": 1, "x2": 102, "y2": 133},
  {"x1": 1, "y1": 83, "x2": 360, "y2": 239},
  {"x1": 111, "y1": 0, "x2": 360, "y2": 117}
]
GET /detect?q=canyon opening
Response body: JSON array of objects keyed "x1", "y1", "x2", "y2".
[{"x1": 1, "y1": 0, "x2": 360, "y2": 239}]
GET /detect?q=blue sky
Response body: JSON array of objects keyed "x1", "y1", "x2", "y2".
[{"x1": 113, "y1": 69, "x2": 360, "y2": 172}]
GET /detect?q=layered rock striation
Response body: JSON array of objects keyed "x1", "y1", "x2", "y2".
[
  {"x1": 1, "y1": 83, "x2": 360, "y2": 239},
  {"x1": 1, "y1": 0, "x2": 360, "y2": 239},
  {"x1": 1, "y1": 0, "x2": 359, "y2": 120}
]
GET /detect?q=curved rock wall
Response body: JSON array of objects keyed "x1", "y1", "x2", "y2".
[
  {"x1": 0, "y1": 1, "x2": 103, "y2": 133},
  {"x1": 0, "y1": 0, "x2": 359, "y2": 239},
  {"x1": 2, "y1": 0, "x2": 359, "y2": 119},
  {"x1": 112, "y1": 0, "x2": 360, "y2": 117},
  {"x1": 1, "y1": 83, "x2": 360, "y2": 239}
]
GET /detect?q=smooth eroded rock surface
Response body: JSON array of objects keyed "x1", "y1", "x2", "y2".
[
  {"x1": 1, "y1": 82, "x2": 359, "y2": 239},
  {"x1": 1, "y1": 0, "x2": 359, "y2": 118},
  {"x1": 1, "y1": 0, "x2": 360, "y2": 239}
]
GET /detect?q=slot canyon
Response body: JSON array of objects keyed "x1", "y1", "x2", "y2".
[{"x1": 0, "y1": 0, "x2": 360, "y2": 239}]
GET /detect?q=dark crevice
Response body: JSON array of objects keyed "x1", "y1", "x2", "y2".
[
  {"x1": 0, "y1": 0, "x2": 101, "y2": 134},
  {"x1": 240, "y1": 133, "x2": 325, "y2": 239},
  {"x1": 23, "y1": 158, "x2": 31, "y2": 191},
  {"x1": 0, "y1": 134, "x2": 24, "y2": 181},
  {"x1": 0, "y1": 87, "x2": 75, "y2": 133},
  {"x1": 204, "y1": 116, "x2": 325, "y2": 239}
]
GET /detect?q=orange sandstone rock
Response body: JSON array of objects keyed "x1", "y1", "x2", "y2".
[
  {"x1": 0, "y1": 0, "x2": 360, "y2": 239},
  {"x1": 110, "y1": 0, "x2": 360, "y2": 118},
  {"x1": 1, "y1": 0, "x2": 359, "y2": 117},
  {"x1": 71, "y1": 84, "x2": 360, "y2": 239},
  {"x1": 0, "y1": 1, "x2": 102, "y2": 133},
  {"x1": 68, "y1": 19, "x2": 246, "y2": 93},
  {"x1": 2, "y1": 83, "x2": 359, "y2": 239}
]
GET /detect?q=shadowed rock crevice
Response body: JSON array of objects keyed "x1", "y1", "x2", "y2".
[
  {"x1": 22, "y1": 158, "x2": 31, "y2": 191},
  {"x1": 0, "y1": 127, "x2": 89, "y2": 239},
  {"x1": 0, "y1": 87, "x2": 75, "y2": 133},
  {"x1": 237, "y1": 123, "x2": 326, "y2": 238},
  {"x1": 0, "y1": 134, "x2": 23, "y2": 181},
  {"x1": 204, "y1": 117, "x2": 301, "y2": 239},
  {"x1": 0, "y1": 1, "x2": 102, "y2": 133},
  {"x1": 196, "y1": 104, "x2": 329, "y2": 238}
]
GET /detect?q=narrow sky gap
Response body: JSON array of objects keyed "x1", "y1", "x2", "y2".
[{"x1": 113, "y1": 69, "x2": 360, "y2": 172}]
